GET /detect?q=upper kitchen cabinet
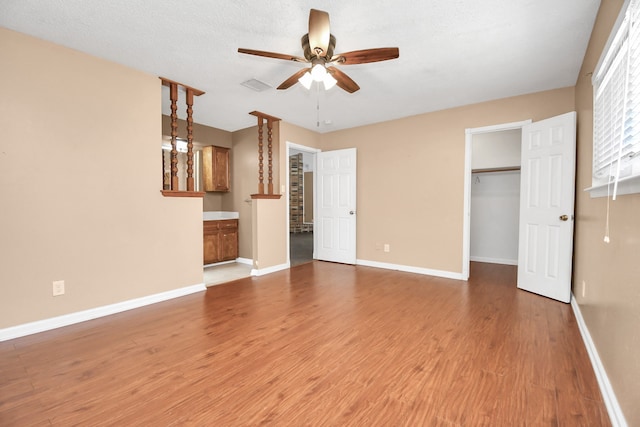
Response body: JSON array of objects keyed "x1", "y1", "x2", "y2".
[{"x1": 203, "y1": 145, "x2": 230, "y2": 192}]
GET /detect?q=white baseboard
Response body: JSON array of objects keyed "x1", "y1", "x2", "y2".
[
  {"x1": 251, "y1": 262, "x2": 290, "y2": 277},
  {"x1": 235, "y1": 257, "x2": 253, "y2": 266},
  {"x1": 204, "y1": 260, "x2": 235, "y2": 268},
  {"x1": 571, "y1": 294, "x2": 627, "y2": 427},
  {"x1": 470, "y1": 256, "x2": 518, "y2": 266},
  {"x1": 356, "y1": 259, "x2": 464, "y2": 281},
  {"x1": 0, "y1": 283, "x2": 207, "y2": 342}
]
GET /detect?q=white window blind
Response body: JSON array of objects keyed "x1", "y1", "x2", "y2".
[{"x1": 592, "y1": 0, "x2": 640, "y2": 198}]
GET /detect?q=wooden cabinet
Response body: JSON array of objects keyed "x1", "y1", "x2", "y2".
[
  {"x1": 203, "y1": 219, "x2": 238, "y2": 264},
  {"x1": 202, "y1": 145, "x2": 230, "y2": 192}
]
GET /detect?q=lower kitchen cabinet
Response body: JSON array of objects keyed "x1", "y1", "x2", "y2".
[{"x1": 204, "y1": 219, "x2": 238, "y2": 264}]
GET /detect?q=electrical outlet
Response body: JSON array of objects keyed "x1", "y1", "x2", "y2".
[
  {"x1": 384, "y1": 244, "x2": 390, "y2": 253},
  {"x1": 52, "y1": 280, "x2": 65, "y2": 296}
]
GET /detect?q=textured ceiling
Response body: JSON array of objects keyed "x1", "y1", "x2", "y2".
[{"x1": 0, "y1": 0, "x2": 601, "y2": 133}]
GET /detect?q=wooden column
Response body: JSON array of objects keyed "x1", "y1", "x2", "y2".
[
  {"x1": 169, "y1": 83, "x2": 179, "y2": 191},
  {"x1": 267, "y1": 119, "x2": 274, "y2": 195},
  {"x1": 250, "y1": 111, "x2": 281, "y2": 199},
  {"x1": 186, "y1": 88, "x2": 195, "y2": 192},
  {"x1": 257, "y1": 115, "x2": 265, "y2": 195},
  {"x1": 160, "y1": 77, "x2": 205, "y2": 197},
  {"x1": 162, "y1": 148, "x2": 167, "y2": 190}
]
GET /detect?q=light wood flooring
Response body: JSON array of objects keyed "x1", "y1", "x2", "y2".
[{"x1": 0, "y1": 262, "x2": 609, "y2": 426}]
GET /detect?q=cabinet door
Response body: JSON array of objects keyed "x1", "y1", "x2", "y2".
[
  {"x1": 213, "y1": 147, "x2": 230, "y2": 192},
  {"x1": 220, "y1": 230, "x2": 238, "y2": 261},
  {"x1": 203, "y1": 230, "x2": 220, "y2": 264},
  {"x1": 218, "y1": 219, "x2": 238, "y2": 261},
  {"x1": 203, "y1": 146, "x2": 230, "y2": 192}
]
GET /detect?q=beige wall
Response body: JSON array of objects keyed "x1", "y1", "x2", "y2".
[
  {"x1": 225, "y1": 126, "x2": 258, "y2": 259},
  {"x1": 472, "y1": 129, "x2": 521, "y2": 170},
  {"x1": 574, "y1": 0, "x2": 640, "y2": 424},
  {"x1": 0, "y1": 28, "x2": 203, "y2": 328},
  {"x1": 161, "y1": 116, "x2": 232, "y2": 147},
  {"x1": 252, "y1": 198, "x2": 288, "y2": 270},
  {"x1": 280, "y1": 121, "x2": 322, "y2": 147},
  {"x1": 318, "y1": 88, "x2": 574, "y2": 273}
]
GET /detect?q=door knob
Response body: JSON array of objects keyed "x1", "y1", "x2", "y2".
[
  {"x1": 559, "y1": 215, "x2": 569, "y2": 221},
  {"x1": 349, "y1": 210, "x2": 355, "y2": 215}
]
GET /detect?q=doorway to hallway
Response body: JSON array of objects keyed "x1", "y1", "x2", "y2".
[{"x1": 287, "y1": 143, "x2": 318, "y2": 267}]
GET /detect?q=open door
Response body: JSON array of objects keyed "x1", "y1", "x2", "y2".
[
  {"x1": 316, "y1": 148, "x2": 357, "y2": 264},
  {"x1": 517, "y1": 112, "x2": 576, "y2": 303}
]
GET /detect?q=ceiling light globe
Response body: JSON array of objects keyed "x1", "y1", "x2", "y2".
[
  {"x1": 323, "y1": 72, "x2": 337, "y2": 90},
  {"x1": 298, "y1": 72, "x2": 313, "y2": 89},
  {"x1": 311, "y1": 63, "x2": 327, "y2": 82}
]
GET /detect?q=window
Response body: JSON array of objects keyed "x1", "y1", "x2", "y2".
[{"x1": 590, "y1": 0, "x2": 640, "y2": 198}]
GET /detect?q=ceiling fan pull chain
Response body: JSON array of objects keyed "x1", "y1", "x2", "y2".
[{"x1": 316, "y1": 83, "x2": 321, "y2": 127}]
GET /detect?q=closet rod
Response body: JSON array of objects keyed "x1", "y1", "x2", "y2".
[{"x1": 472, "y1": 166, "x2": 521, "y2": 174}]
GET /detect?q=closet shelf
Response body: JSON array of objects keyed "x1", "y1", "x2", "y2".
[{"x1": 472, "y1": 166, "x2": 521, "y2": 174}]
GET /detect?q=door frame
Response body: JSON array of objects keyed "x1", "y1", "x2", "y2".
[
  {"x1": 462, "y1": 119, "x2": 532, "y2": 280},
  {"x1": 286, "y1": 141, "x2": 320, "y2": 264}
]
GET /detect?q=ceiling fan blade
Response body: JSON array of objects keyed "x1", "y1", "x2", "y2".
[
  {"x1": 330, "y1": 47, "x2": 399, "y2": 65},
  {"x1": 308, "y1": 9, "x2": 331, "y2": 57},
  {"x1": 238, "y1": 48, "x2": 307, "y2": 63},
  {"x1": 277, "y1": 68, "x2": 310, "y2": 90},
  {"x1": 327, "y1": 67, "x2": 360, "y2": 93}
]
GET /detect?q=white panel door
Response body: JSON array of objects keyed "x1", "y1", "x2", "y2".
[
  {"x1": 517, "y1": 112, "x2": 576, "y2": 303},
  {"x1": 316, "y1": 148, "x2": 357, "y2": 264}
]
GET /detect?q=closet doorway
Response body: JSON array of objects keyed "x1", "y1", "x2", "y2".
[
  {"x1": 462, "y1": 120, "x2": 530, "y2": 279},
  {"x1": 287, "y1": 143, "x2": 318, "y2": 266}
]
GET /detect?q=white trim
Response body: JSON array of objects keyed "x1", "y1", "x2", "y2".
[
  {"x1": 464, "y1": 120, "x2": 532, "y2": 135},
  {"x1": 0, "y1": 283, "x2": 206, "y2": 342},
  {"x1": 287, "y1": 141, "x2": 321, "y2": 153},
  {"x1": 235, "y1": 257, "x2": 253, "y2": 266},
  {"x1": 463, "y1": 119, "x2": 531, "y2": 281},
  {"x1": 462, "y1": 131, "x2": 472, "y2": 280},
  {"x1": 571, "y1": 294, "x2": 628, "y2": 427},
  {"x1": 585, "y1": 174, "x2": 640, "y2": 198},
  {"x1": 469, "y1": 256, "x2": 518, "y2": 266},
  {"x1": 251, "y1": 262, "x2": 290, "y2": 277},
  {"x1": 286, "y1": 141, "x2": 320, "y2": 265},
  {"x1": 356, "y1": 259, "x2": 464, "y2": 281}
]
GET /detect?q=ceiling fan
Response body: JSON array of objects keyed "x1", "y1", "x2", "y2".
[{"x1": 238, "y1": 9, "x2": 399, "y2": 93}]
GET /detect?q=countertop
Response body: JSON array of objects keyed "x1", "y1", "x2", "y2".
[{"x1": 203, "y1": 211, "x2": 239, "y2": 220}]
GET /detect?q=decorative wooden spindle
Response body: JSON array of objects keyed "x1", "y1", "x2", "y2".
[
  {"x1": 169, "y1": 82, "x2": 179, "y2": 191},
  {"x1": 162, "y1": 148, "x2": 166, "y2": 190},
  {"x1": 267, "y1": 119, "x2": 274, "y2": 195},
  {"x1": 257, "y1": 116, "x2": 265, "y2": 194},
  {"x1": 186, "y1": 88, "x2": 195, "y2": 192},
  {"x1": 249, "y1": 111, "x2": 281, "y2": 199}
]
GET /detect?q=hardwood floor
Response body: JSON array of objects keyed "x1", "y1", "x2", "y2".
[{"x1": 0, "y1": 262, "x2": 609, "y2": 426}]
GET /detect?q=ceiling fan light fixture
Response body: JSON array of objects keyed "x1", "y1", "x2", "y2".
[
  {"x1": 298, "y1": 71, "x2": 313, "y2": 89},
  {"x1": 238, "y1": 9, "x2": 399, "y2": 94},
  {"x1": 323, "y1": 72, "x2": 337, "y2": 90}
]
